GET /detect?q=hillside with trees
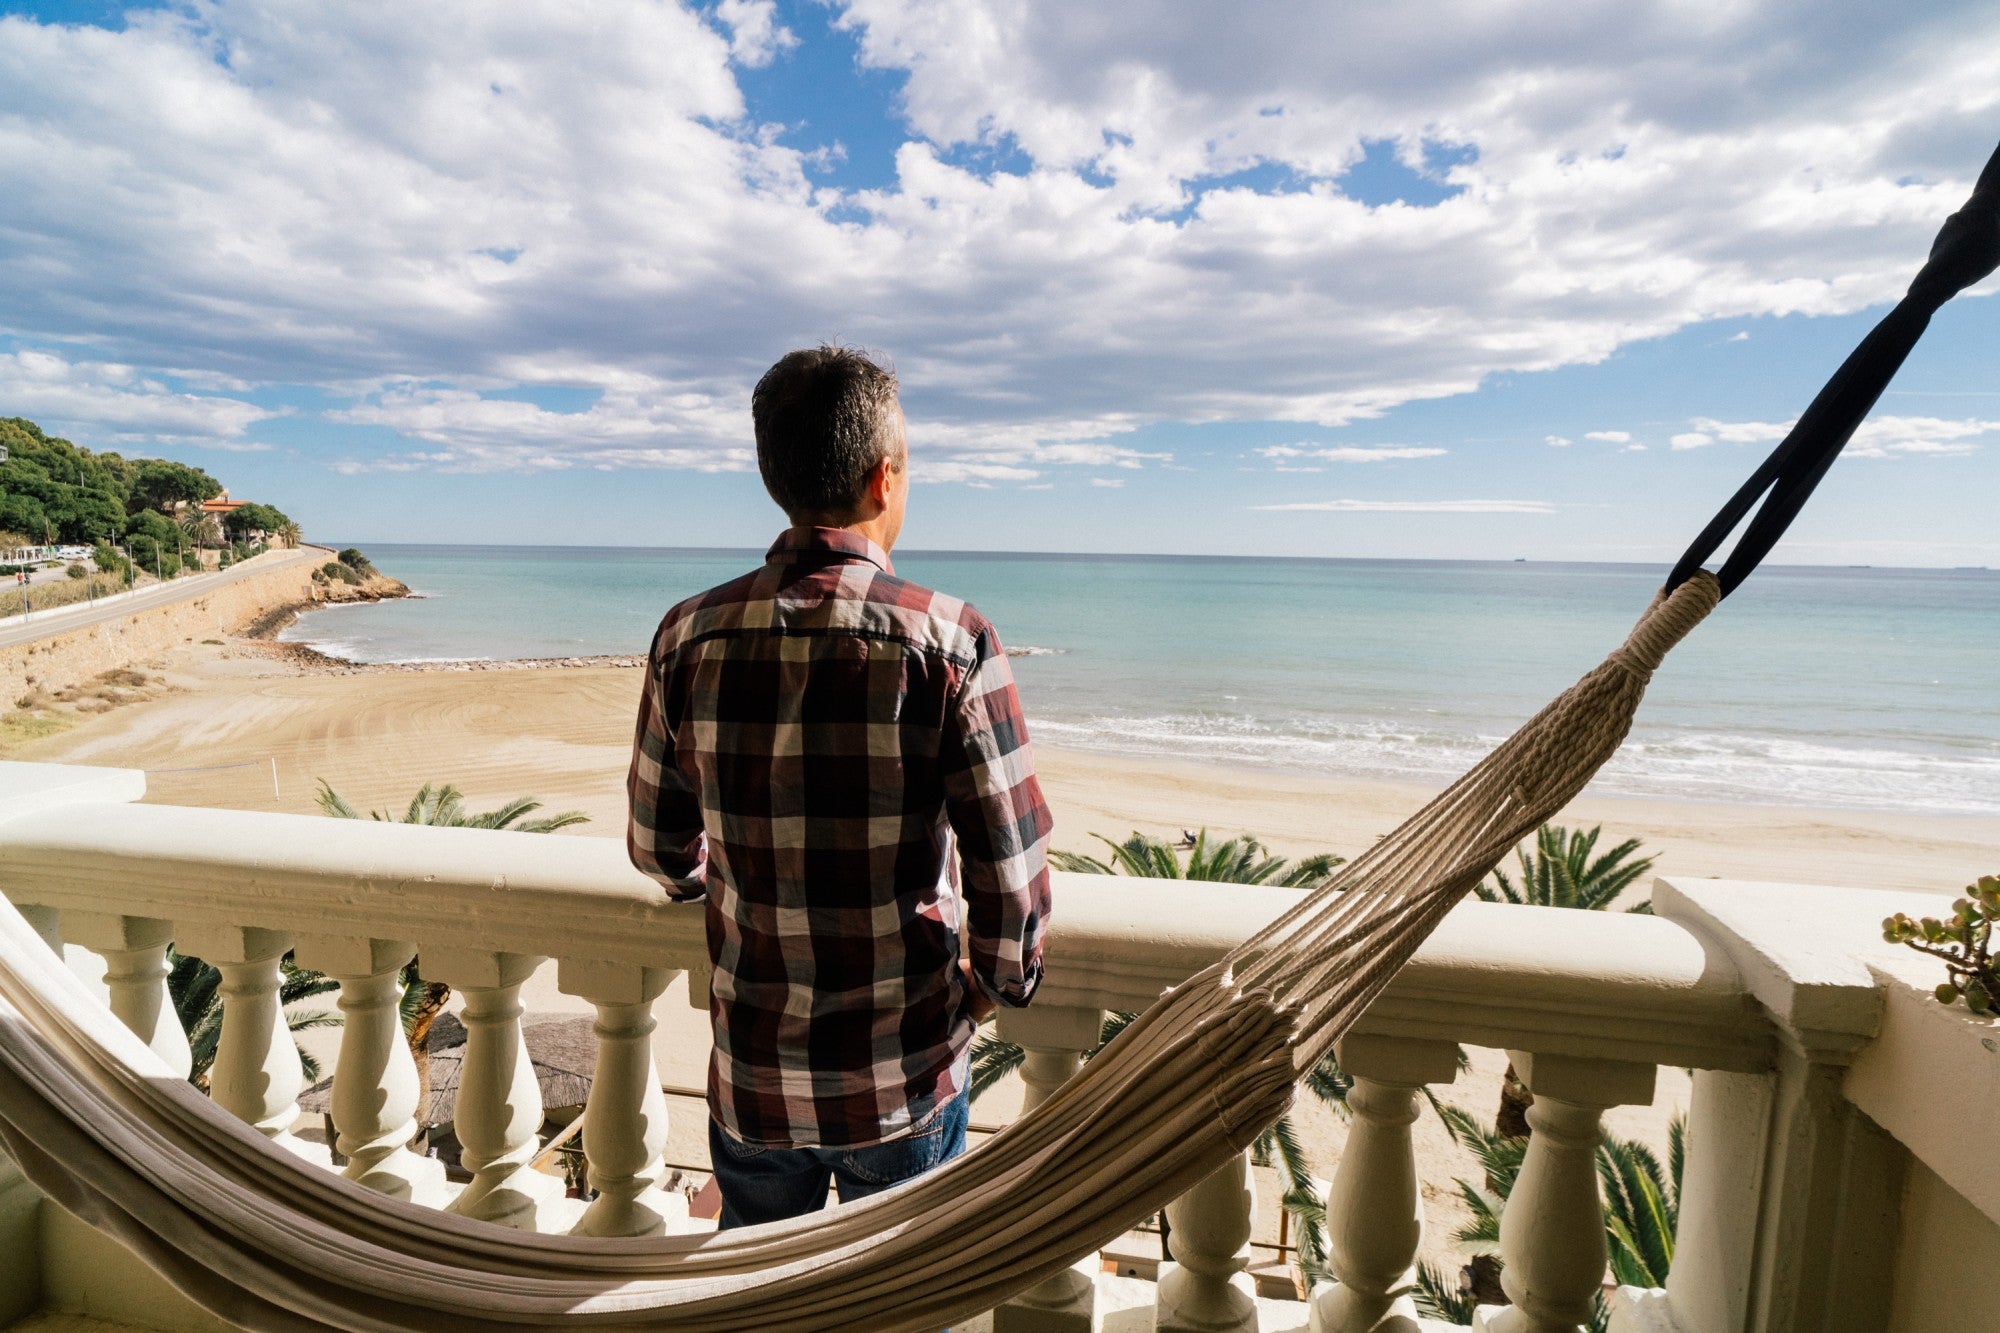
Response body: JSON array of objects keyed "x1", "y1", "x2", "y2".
[{"x1": 0, "y1": 417, "x2": 297, "y2": 574}]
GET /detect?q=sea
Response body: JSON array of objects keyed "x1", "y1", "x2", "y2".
[{"x1": 281, "y1": 545, "x2": 2000, "y2": 816}]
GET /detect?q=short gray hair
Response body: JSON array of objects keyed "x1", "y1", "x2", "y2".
[{"x1": 752, "y1": 346, "x2": 903, "y2": 520}]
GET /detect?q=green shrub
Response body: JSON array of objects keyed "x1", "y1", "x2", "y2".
[
  {"x1": 92, "y1": 544, "x2": 130, "y2": 578},
  {"x1": 336, "y1": 547, "x2": 373, "y2": 572},
  {"x1": 66, "y1": 563, "x2": 86, "y2": 580}
]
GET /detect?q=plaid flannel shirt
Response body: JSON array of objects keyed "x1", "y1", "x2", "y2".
[{"x1": 628, "y1": 527, "x2": 1054, "y2": 1149}]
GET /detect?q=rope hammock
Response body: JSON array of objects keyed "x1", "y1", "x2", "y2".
[{"x1": 1, "y1": 142, "x2": 1995, "y2": 1333}]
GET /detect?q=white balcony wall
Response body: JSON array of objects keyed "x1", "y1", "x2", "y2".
[{"x1": 2, "y1": 760, "x2": 1996, "y2": 1333}]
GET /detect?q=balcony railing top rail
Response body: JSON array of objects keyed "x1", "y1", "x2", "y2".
[{"x1": 1, "y1": 763, "x2": 1772, "y2": 1074}]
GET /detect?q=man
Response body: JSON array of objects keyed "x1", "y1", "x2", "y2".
[{"x1": 628, "y1": 345, "x2": 1054, "y2": 1229}]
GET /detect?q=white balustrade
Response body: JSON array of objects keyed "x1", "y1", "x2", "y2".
[
  {"x1": 1311, "y1": 1036, "x2": 1462, "y2": 1333},
  {"x1": 293, "y1": 935, "x2": 447, "y2": 1203},
  {"x1": 561, "y1": 960, "x2": 685, "y2": 1237},
  {"x1": 1157, "y1": 1148, "x2": 1259, "y2": 1332},
  {"x1": 175, "y1": 924, "x2": 328, "y2": 1164},
  {"x1": 64, "y1": 912, "x2": 191, "y2": 1078},
  {"x1": 1475, "y1": 1053, "x2": 1657, "y2": 1333},
  {"x1": 427, "y1": 948, "x2": 566, "y2": 1230},
  {"x1": 993, "y1": 1005, "x2": 1108, "y2": 1333},
  {"x1": 13, "y1": 768, "x2": 1850, "y2": 1333}
]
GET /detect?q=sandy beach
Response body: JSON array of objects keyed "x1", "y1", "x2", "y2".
[{"x1": 15, "y1": 635, "x2": 1994, "y2": 895}]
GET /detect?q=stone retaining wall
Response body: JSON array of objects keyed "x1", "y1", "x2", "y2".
[{"x1": 1, "y1": 553, "x2": 322, "y2": 705}]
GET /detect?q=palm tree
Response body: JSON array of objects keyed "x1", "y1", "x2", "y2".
[
  {"x1": 1478, "y1": 824, "x2": 1656, "y2": 1137},
  {"x1": 1476, "y1": 824, "x2": 1656, "y2": 914},
  {"x1": 315, "y1": 780, "x2": 590, "y2": 833},
  {"x1": 981, "y1": 829, "x2": 1349, "y2": 1287},
  {"x1": 314, "y1": 780, "x2": 590, "y2": 1073},
  {"x1": 175, "y1": 511, "x2": 222, "y2": 569},
  {"x1": 1052, "y1": 829, "x2": 1344, "y2": 889},
  {"x1": 167, "y1": 946, "x2": 341, "y2": 1089},
  {"x1": 275, "y1": 520, "x2": 302, "y2": 548}
]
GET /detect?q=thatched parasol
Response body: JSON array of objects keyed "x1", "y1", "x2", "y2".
[{"x1": 301, "y1": 1012, "x2": 597, "y2": 1126}]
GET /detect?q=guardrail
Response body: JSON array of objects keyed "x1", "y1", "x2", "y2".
[{"x1": 1, "y1": 760, "x2": 1975, "y2": 1332}]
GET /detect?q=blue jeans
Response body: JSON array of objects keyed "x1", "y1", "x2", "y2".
[{"x1": 708, "y1": 1087, "x2": 971, "y2": 1229}]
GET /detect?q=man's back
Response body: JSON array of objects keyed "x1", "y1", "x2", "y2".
[{"x1": 630, "y1": 526, "x2": 1052, "y2": 1149}]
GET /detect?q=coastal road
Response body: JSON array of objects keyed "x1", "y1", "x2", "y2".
[{"x1": 0, "y1": 546, "x2": 327, "y2": 650}]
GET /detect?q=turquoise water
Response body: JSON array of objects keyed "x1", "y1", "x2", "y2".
[{"x1": 284, "y1": 545, "x2": 2000, "y2": 814}]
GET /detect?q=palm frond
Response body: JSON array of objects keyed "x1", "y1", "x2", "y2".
[
  {"x1": 1477, "y1": 822, "x2": 1655, "y2": 911},
  {"x1": 515, "y1": 810, "x2": 592, "y2": 831},
  {"x1": 1048, "y1": 849, "x2": 1115, "y2": 874},
  {"x1": 1258, "y1": 1114, "x2": 1329, "y2": 1288},
  {"x1": 1414, "y1": 1261, "x2": 1479, "y2": 1324},
  {"x1": 1599, "y1": 1126, "x2": 1680, "y2": 1287},
  {"x1": 313, "y1": 780, "x2": 365, "y2": 821},
  {"x1": 968, "y1": 1033, "x2": 1026, "y2": 1100},
  {"x1": 1299, "y1": 1050, "x2": 1354, "y2": 1117},
  {"x1": 1276, "y1": 852, "x2": 1346, "y2": 889}
]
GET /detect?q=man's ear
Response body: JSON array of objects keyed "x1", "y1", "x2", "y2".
[{"x1": 866, "y1": 452, "x2": 896, "y2": 508}]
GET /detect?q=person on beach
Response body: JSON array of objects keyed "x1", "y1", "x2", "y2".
[{"x1": 627, "y1": 345, "x2": 1054, "y2": 1228}]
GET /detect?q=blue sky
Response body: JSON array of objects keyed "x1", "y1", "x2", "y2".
[{"x1": 1, "y1": 0, "x2": 1996, "y2": 564}]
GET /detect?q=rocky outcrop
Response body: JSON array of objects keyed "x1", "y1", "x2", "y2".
[{"x1": 310, "y1": 572, "x2": 412, "y2": 605}]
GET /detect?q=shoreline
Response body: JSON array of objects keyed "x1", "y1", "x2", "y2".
[{"x1": 9, "y1": 627, "x2": 1993, "y2": 894}]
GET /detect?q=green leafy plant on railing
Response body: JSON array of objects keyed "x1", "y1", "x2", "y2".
[{"x1": 1882, "y1": 875, "x2": 2000, "y2": 1014}]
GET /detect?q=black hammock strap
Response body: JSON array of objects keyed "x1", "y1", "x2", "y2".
[{"x1": 1668, "y1": 138, "x2": 2000, "y2": 598}]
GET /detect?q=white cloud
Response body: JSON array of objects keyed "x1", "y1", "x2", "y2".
[
  {"x1": 1090, "y1": 477, "x2": 1125, "y2": 488},
  {"x1": 1675, "y1": 413, "x2": 2000, "y2": 459},
  {"x1": 1253, "y1": 498, "x2": 1555, "y2": 513},
  {"x1": 1257, "y1": 444, "x2": 1447, "y2": 463},
  {"x1": 1670, "y1": 432, "x2": 1715, "y2": 450},
  {"x1": 1689, "y1": 416, "x2": 1792, "y2": 443},
  {"x1": 1848, "y1": 414, "x2": 2000, "y2": 457},
  {"x1": 0, "y1": 348, "x2": 281, "y2": 442},
  {"x1": 0, "y1": 1, "x2": 1995, "y2": 473},
  {"x1": 917, "y1": 460, "x2": 1043, "y2": 484},
  {"x1": 1728, "y1": 331, "x2": 1751, "y2": 342},
  {"x1": 712, "y1": 0, "x2": 798, "y2": 67},
  {"x1": 1584, "y1": 430, "x2": 1632, "y2": 443},
  {"x1": 1623, "y1": 443, "x2": 1647, "y2": 452},
  {"x1": 1545, "y1": 435, "x2": 1573, "y2": 447},
  {"x1": 184, "y1": 440, "x2": 276, "y2": 453}
]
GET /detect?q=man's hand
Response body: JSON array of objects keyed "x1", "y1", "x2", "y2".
[{"x1": 959, "y1": 957, "x2": 997, "y2": 1024}]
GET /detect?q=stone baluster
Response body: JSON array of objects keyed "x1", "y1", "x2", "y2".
[
  {"x1": 176, "y1": 924, "x2": 327, "y2": 1164},
  {"x1": 560, "y1": 960, "x2": 685, "y2": 1237},
  {"x1": 426, "y1": 947, "x2": 564, "y2": 1229},
  {"x1": 1311, "y1": 1036, "x2": 1463, "y2": 1333},
  {"x1": 13, "y1": 903, "x2": 62, "y2": 955},
  {"x1": 1158, "y1": 1148, "x2": 1259, "y2": 1332},
  {"x1": 293, "y1": 935, "x2": 446, "y2": 1202},
  {"x1": 64, "y1": 912, "x2": 192, "y2": 1078},
  {"x1": 992, "y1": 1005, "x2": 1108, "y2": 1333},
  {"x1": 1474, "y1": 1053, "x2": 1657, "y2": 1333}
]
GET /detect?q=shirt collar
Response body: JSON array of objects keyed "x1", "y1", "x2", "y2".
[{"x1": 766, "y1": 526, "x2": 894, "y2": 575}]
